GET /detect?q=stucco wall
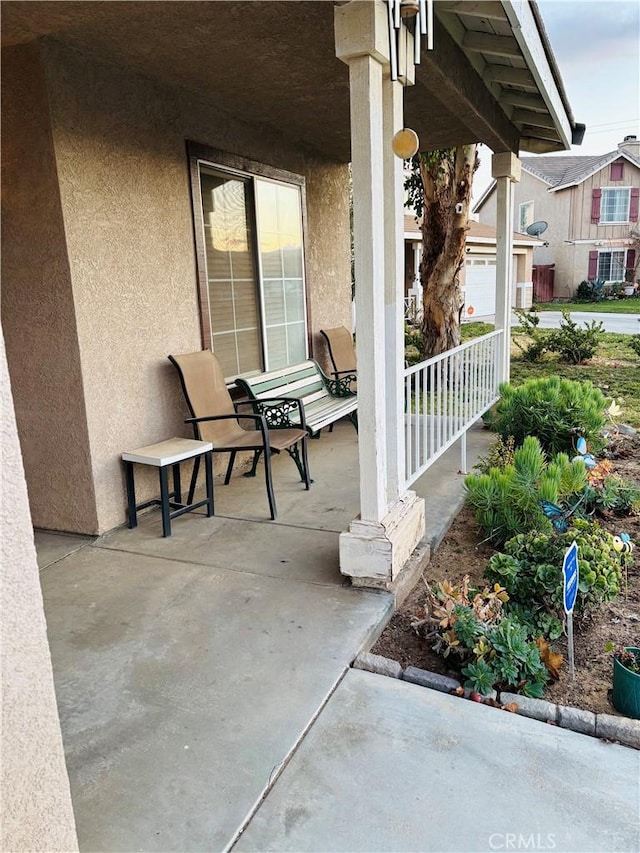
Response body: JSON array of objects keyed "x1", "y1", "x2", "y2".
[
  {"x1": 9, "y1": 40, "x2": 350, "y2": 534},
  {"x1": 1, "y1": 331, "x2": 79, "y2": 852},
  {"x1": 1, "y1": 44, "x2": 98, "y2": 533}
]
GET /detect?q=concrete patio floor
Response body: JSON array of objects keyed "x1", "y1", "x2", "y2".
[
  {"x1": 234, "y1": 669, "x2": 640, "y2": 853},
  {"x1": 38, "y1": 421, "x2": 501, "y2": 852}
]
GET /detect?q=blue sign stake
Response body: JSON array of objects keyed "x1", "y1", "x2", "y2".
[{"x1": 562, "y1": 541, "x2": 579, "y2": 679}]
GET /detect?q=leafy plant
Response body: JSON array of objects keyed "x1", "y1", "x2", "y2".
[
  {"x1": 405, "y1": 324, "x2": 424, "y2": 366},
  {"x1": 513, "y1": 309, "x2": 551, "y2": 362},
  {"x1": 580, "y1": 467, "x2": 640, "y2": 516},
  {"x1": 575, "y1": 279, "x2": 603, "y2": 303},
  {"x1": 465, "y1": 436, "x2": 587, "y2": 545},
  {"x1": 485, "y1": 519, "x2": 629, "y2": 622},
  {"x1": 461, "y1": 614, "x2": 549, "y2": 698},
  {"x1": 491, "y1": 376, "x2": 607, "y2": 455},
  {"x1": 546, "y1": 311, "x2": 604, "y2": 364},
  {"x1": 473, "y1": 435, "x2": 516, "y2": 474},
  {"x1": 412, "y1": 577, "x2": 550, "y2": 697},
  {"x1": 605, "y1": 643, "x2": 640, "y2": 674},
  {"x1": 629, "y1": 335, "x2": 640, "y2": 357}
]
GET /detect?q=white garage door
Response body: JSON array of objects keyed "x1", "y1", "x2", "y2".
[{"x1": 464, "y1": 255, "x2": 496, "y2": 319}]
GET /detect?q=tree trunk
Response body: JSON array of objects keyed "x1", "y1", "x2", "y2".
[{"x1": 419, "y1": 145, "x2": 478, "y2": 358}]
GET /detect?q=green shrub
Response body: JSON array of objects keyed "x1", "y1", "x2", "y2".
[
  {"x1": 546, "y1": 311, "x2": 603, "y2": 364},
  {"x1": 485, "y1": 519, "x2": 629, "y2": 625},
  {"x1": 629, "y1": 335, "x2": 640, "y2": 357},
  {"x1": 491, "y1": 376, "x2": 606, "y2": 455},
  {"x1": 473, "y1": 435, "x2": 516, "y2": 474},
  {"x1": 465, "y1": 436, "x2": 587, "y2": 545},
  {"x1": 405, "y1": 325, "x2": 424, "y2": 365},
  {"x1": 575, "y1": 279, "x2": 603, "y2": 302},
  {"x1": 513, "y1": 310, "x2": 551, "y2": 362}
]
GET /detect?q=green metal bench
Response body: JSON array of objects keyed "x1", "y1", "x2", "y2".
[{"x1": 236, "y1": 360, "x2": 357, "y2": 437}]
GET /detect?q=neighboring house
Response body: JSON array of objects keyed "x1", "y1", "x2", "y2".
[
  {"x1": 474, "y1": 136, "x2": 640, "y2": 299},
  {"x1": 1, "y1": 2, "x2": 579, "y2": 847},
  {"x1": 404, "y1": 218, "x2": 541, "y2": 322}
]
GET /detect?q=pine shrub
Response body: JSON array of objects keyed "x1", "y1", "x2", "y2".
[
  {"x1": 492, "y1": 376, "x2": 606, "y2": 455},
  {"x1": 464, "y1": 436, "x2": 587, "y2": 545}
]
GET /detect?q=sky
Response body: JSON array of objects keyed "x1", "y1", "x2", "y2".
[{"x1": 472, "y1": 0, "x2": 640, "y2": 200}]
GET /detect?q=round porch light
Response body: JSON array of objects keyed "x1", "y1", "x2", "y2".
[
  {"x1": 392, "y1": 128, "x2": 419, "y2": 159},
  {"x1": 400, "y1": 0, "x2": 420, "y2": 17}
]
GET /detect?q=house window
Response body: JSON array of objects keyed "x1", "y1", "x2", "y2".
[
  {"x1": 518, "y1": 201, "x2": 534, "y2": 233},
  {"x1": 599, "y1": 188, "x2": 630, "y2": 223},
  {"x1": 189, "y1": 146, "x2": 308, "y2": 380},
  {"x1": 610, "y1": 161, "x2": 624, "y2": 181},
  {"x1": 597, "y1": 249, "x2": 626, "y2": 282}
]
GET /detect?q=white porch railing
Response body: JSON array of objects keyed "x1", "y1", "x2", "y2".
[
  {"x1": 404, "y1": 330, "x2": 503, "y2": 487},
  {"x1": 404, "y1": 294, "x2": 422, "y2": 323}
]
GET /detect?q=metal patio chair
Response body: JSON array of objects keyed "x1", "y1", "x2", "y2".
[
  {"x1": 319, "y1": 327, "x2": 357, "y2": 430},
  {"x1": 319, "y1": 326, "x2": 357, "y2": 387},
  {"x1": 169, "y1": 350, "x2": 311, "y2": 520}
]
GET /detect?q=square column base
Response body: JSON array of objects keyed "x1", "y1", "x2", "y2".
[{"x1": 339, "y1": 491, "x2": 425, "y2": 590}]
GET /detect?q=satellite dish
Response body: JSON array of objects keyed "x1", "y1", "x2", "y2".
[{"x1": 526, "y1": 220, "x2": 548, "y2": 237}]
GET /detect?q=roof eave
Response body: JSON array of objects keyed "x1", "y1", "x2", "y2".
[{"x1": 501, "y1": 0, "x2": 573, "y2": 152}]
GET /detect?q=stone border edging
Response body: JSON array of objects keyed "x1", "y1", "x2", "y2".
[{"x1": 352, "y1": 652, "x2": 640, "y2": 750}]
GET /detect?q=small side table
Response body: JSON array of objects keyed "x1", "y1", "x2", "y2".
[{"x1": 122, "y1": 438, "x2": 214, "y2": 537}]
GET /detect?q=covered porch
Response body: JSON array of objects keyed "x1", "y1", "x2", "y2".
[
  {"x1": 2, "y1": 2, "x2": 582, "y2": 848},
  {"x1": 36, "y1": 421, "x2": 493, "y2": 852}
]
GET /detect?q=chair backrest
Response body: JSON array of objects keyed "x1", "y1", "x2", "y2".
[
  {"x1": 320, "y1": 326, "x2": 356, "y2": 375},
  {"x1": 169, "y1": 350, "x2": 245, "y2": 446}
]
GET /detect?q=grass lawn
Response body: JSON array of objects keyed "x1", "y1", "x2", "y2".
[
  {"x1": 533, "y1": 300, "x2": 640, "y2": 314},
  {"x1": 510, "y1": 331, "x2": 640, "y2": 428},
  {"x1": 458, "y1": 323, "x2": 640, "y2": 427}
]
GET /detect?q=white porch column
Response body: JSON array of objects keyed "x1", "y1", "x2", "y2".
[
  {"x1": 335, "y1": 1, "x2": 425, "y2": 589},
  {"x1": 383, "y1": 71, "x2": 405, "y2": 505},
  {"x1": 492, "y1": 152, "x2": 521, "y2": 384}
]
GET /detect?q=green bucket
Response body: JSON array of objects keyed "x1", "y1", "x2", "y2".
[{"x1": 612, "y1": 647, "x2": 640, "y2": 720}]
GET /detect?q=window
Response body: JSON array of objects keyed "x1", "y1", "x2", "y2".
[
  {"x1": 518, "y1": 201, "x2": 534, "y2": 233},
  {"x1": 610, "y1": 161, "x2": 624, "y2": 181},
  {"x1": 189, "y1": 145, "x2": 308, "y2": 380},
  {"x1": 597, "y1": 249, "x2": 626, "y2": 282},
  {"x1": 599, "y1": 188, "x2": 630, "y2": 223}
]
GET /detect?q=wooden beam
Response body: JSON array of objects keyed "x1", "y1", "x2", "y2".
[
  {"x1": 410, "y1": 22, "x2": 519, "y2": 154},
  {"x1": 462, "y1": 31, "x2": 521, "y2": 58},
  {"x1": 520, "y1": 125, "x2": 562, "y2": 144},
  {"x1": 484, "y1": 65, "x2": 537, "y2": 89},
  {"x1": 436, "y1": 1, "x2": 506, "y2": 21},
  {"x1": 512, "y1": 109, "x2": 557, "y2": 129},
  {"x1": 500, "y1": 91, "x2": 548, "y2": 111}
]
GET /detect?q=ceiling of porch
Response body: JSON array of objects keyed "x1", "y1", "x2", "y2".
[{"x1": 1, "y1": 1, "x2": 576, "y2": 161}]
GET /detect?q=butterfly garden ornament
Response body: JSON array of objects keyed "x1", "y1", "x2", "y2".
[
  {"x1": 539, "y1": 497, "x2": 583, "y2": 534},
  {"x1": 572, "y1": 434, "x2": 596, "y2": 469}
]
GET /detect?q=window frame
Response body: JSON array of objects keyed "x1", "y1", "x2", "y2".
[
  {"x1": 187, "y1": 142, "x2": 311, "y2": 377},
  {"x1": 518, "y1": 200, "x2": 534, "y2": 234},
  {"x1": 598, "y1": 187, "x2": 631, "y2": 225},
  {"x1": 596, "y1": 248, "x2": 627, "y2": 283}
]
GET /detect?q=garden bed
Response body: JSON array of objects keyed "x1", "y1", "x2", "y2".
[{"x1": 373, "y1": 432, "x2": 640, "y2": 717}]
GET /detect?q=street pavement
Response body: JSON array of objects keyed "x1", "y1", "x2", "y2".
[{"x1": 514, "y1": 311, "x2": 640, "y2": 335}]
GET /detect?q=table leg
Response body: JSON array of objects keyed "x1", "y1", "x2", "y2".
[
  {"x1": 172, "y1": 463, "x2": 182, "y2": 504},
  {"x1": 159, "y1": 466, "x2": 171, "y2": 537},
  {"x1": 125, "y1": 461, "x2": 137, "y2": 529},
  {"x1": 204, "y1": 450, "x2": 214, "y2": 517}
]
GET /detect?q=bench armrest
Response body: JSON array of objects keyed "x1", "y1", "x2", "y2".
[
  {"x1": 243, "y1": 396, "x2": 307, "y2": 431},
  {"x1": 316, "y1": 364, "x2": 357, "y2": 398}
]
